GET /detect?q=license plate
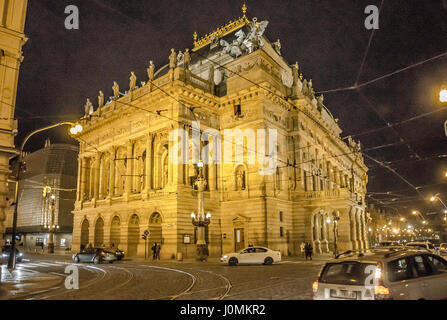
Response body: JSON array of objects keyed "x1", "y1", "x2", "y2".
[{"x1": 330, "y1": 289, "x2": 357, "y2": 299}]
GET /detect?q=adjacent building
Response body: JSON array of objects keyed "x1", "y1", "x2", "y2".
[
  {"x1": 4, "y1": 141, "x2": 78, "y2": 251},
  {"x1": 0, "y1": 0, "x2": 28, "y2": 246},
  {"x1": 71, "y1": 5, "x2": 369, "y2": 258}
]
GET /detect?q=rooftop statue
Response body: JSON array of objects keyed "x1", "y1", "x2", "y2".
[
  {"x1": 184, "y1": 48, "x2": 191, "y2": 70},
  {"x1": 292, "y1": 62, "x2": 299, "y2": 85},
  {"x1": 169, "y1": 48, "x2": 177, "y2": 69},
  {"x1": 112, "y1": 81, "x2": 119, "y2": 99},
  {"x1": 98, "y1": 91, "x2": 104, "y2": 109},
  {"x1": 84, "y1": 98, "x2": 93, "y2": 116},
  {"x1": 147, "y1": 60, "x2": 155, "y2": 81},
  {"x1": 129, "y1": 72, "x2": 137, "y2": 91},
  {"x1": 177, "y1": 50, "x2": 184, "y2": 65},
  {"x1": 220, "y1": 17, "x2": 269, "y2": 58}
]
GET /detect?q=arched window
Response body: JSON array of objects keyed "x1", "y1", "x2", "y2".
[{"x1": 149, "y1": 212, "x2": 162, "y2": 225}]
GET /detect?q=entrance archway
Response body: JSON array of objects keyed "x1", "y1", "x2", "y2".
[
  {"x1": 94, "y1": 217, "x2": 104, "y2": 247},
  {"x1": 128, "y1": 214, "x2": 140, "y2": 256},
  {"x1": 148, "y1": 212, "x2": 162, "y2": 245},
  {"x1": 80, "y1": 219, "x2": 89, "y2": 250},
  {"x1": 110, "y1": 216, "x2": 121, "y2": 247}
]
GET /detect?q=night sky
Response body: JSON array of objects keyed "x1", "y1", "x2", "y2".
[{"x1": 15, "y1": 0, "x2": 447, "y2": 222}]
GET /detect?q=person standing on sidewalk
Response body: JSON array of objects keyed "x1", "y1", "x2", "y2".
[
  {"x1": 155, "y1": 243, "x2": 161, "y2": 260},
  {"x1": 151, "y1": 243, "x2": 157, "y2": 260},
  {"x1": 305, "y1": 242, "x2": 313, "y2": 261},
  {"x1": 40, "y1": 242, "x2": 44, "y2": 254}
]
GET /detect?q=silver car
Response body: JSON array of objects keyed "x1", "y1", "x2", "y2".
[{"x1": 313, "y1": 249, "x2": 447, "y2": 300}]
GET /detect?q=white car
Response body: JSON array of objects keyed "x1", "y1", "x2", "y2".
[
  {"x1": 405, "y1": 241, "x2": 438, "y2": 254},
  {"x1": 220, "y1": 247, "x2": 281, "y2": 266},
  {"x1": 313, "y1": 249, "x2": 447, "y2": 300}
]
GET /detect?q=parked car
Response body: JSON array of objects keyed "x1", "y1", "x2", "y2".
[
  {"x1": 377, "y1": 241, "x2": 402, "y2": 247},
  {"x1": 114, "y1": 249, "x2": 125, "y2": 261},
  {"x1": 406, "y1": 241, "x2": 438, "y2": 254},
  {"x1": 72, "y1": 248, "x2": 117, "y2": 264},
  {"x1": 220, "y1": 246, "x2": 281, "y2": 266},
  {"x1": 312, "y1": 248, "x2": 447, "y2": 300},
  {"x1": 440, "y1": 243, "x2": 447, "y2": 256},
  {"x1": 1, "y1": 245, "x2": 23, "y2": 262}
]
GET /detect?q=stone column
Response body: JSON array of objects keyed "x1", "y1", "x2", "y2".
[
  {"x1": 168, "y1": 137, "x2": 174, "y2": 187},
  {"x1": 93, "y1": 154, "x2": 101, "y2": 200},
  {"x1": 144, "y1": 134, "x2": 153, "y2": 192},
  {"x1": 124, "y1": 140, "x2": 133, "y2": 197},
  {"x1": 108, "y1": 147, "x2": 116, "y2": 198},
  {"x1": 321, "y1": 214, "x2": 329, "y2": 253},
  {"x1": 76, "y1": 157, "x2": 82, "y2": 201},
  {"x1": 313, "y1": 214, "x2": 322, "y2": 254},
  {"x1": 334, "y1": 167, "x2": 340, "y2": 188},
  {"x1": 362, "y1": 211, "x2": 370, "y2": 249},
  {"x1": 80, "y1": 157, "x2": 88, "y2": 202},
  {"x1": 350, "y1": 208, "x2": 358, "y2": 250},
  {"x1": 337, "y1": 209, "x2": 354, "y2": 252},
  {"x1": 356, "y1": 211, "x2": 363, "y2": 250}
]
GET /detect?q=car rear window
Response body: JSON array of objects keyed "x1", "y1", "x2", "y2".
[{"x1": 320, "y1": 262, "x2": 377, "y2": 285}]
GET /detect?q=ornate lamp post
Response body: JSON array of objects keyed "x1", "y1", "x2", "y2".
[
  {"x1": 190, "y1": 161, "x2": 211, "y2": 261},
  {"x1": 332, "y1": 211, "x2": 340, "y2": 257},
  {"x1": 47, "y1": 194, "x2": 56, "y2": 254}
]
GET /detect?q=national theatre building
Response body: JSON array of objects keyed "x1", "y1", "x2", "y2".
[{"x1": 71, "y1": 6, "x2": 370, "y2": 258}]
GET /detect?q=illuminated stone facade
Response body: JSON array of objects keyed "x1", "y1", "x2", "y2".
[
  {"x1": 71, "y1": 7, "x2": 369, "y2": 258},
  {"x1": 0, "y1": 0, "x2": 28, "y2": 246}
]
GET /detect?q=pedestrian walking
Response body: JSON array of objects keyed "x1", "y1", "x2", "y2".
[
  {"x1": 305, "y1": 242, "x2": 313, "y2": 261},
  {"x1": 300, "y1": 242, "x2": 306, "y2": 258},
  {"x1": 155, "y1": 243, "x2": 161, "y2": 260},
  {"x1": 151, "y1": 243, "x2": 157, "y2": 260},
  {"x1": 40, "y1": 242, "x2": 44, "y2": 254}
]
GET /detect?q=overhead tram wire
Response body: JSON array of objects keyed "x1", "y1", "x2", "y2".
[
  {"x1": 357, "y1": 90, "x2": 421, "y2": 161},
  {"x1": 355, "y1": 0, "x2": 385, "y2": 85},
  {"x1": 343, "y1": 105, "x2": 447, "y2": 140},
  {"x1": 316, "y1": 50, "x2": 447, "y2": 95}
]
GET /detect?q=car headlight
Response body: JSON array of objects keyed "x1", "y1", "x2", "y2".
[
  {"x1": 222, "y1": 255, "x2": 228, "y2": 259},
  {"x1": 18, "y1": 253, "x2": 23, "y2": 257}
]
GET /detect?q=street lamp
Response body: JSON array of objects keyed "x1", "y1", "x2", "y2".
[
  {"x1": 47, "y1": 194, "x2": 56, "y2": 254},
  {"x1": 331, "y1": 211, "x2": 340, "y2": 257},
  {"x1": 190, "y1": 160, "x2": 211, "y2": 261},
  {"x1": 7, "y1": 122, "x2": 82, "y2": 270}
]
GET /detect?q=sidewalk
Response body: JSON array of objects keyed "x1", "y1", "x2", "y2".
[{"x1": 2, "y1": 252, "x2": 333, "y2": 265}]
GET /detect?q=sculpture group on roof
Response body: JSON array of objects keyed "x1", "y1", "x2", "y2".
[{"x1": 220, "y1": 17, "x2": 269, "y2": 58}]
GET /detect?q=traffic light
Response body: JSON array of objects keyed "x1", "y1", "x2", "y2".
[{"x1": 141, "y1": 234, "x2": 147, "y2": 241}]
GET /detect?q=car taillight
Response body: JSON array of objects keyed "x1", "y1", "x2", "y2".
[
  {"x1": 374, "y1": 285, "x2": 389, "y2": 295},
  {"x1": 312, "y1": 280, "x2": 319, "y2": 296},
  {"x1": 374, "y1": 285, "x2": 392, "y2": 300}
]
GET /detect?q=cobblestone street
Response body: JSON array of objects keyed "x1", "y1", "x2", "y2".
[{"x1": 0, "y1": 254, "x2": 328, "y2": 300}]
